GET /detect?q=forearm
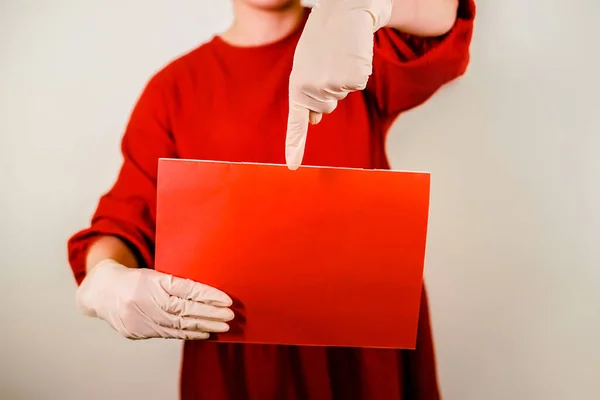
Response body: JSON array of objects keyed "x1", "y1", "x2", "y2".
[
  {"x1": 387, "y1": 0, "x2": 459, "y2": 37},
  {"x1": 85, "y1": 235, "x2": 139, "y2": 272}
]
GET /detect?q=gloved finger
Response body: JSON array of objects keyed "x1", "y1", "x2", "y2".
[
  {"x1": 177, "y1": 317, "x2": 230, "y2": 333},
  {"x1": 313, "y1": 98, "x2": 338, "y2": 115},
  {"x1": 161, "y1": 327, "x2": 211, "y2": 340},
  {"x1": 155, "y1": 309, "x2": 230, "y2": 333},
  {"x1": 300, "y1": 91, "x2": 339, "y2": 115},
  {"x1": 339, "y1": 75, "x2": 369, "y2": 92},
  {"x1": 164, "y1": 297, "x2": 235, "y2": 322},
  {"x1": 323, "y1": 85, "x2": 351, "y2": 100},
  {"x1": 309, "y1": 111, "x2": 322, "y2": 125},
  {"x1": 285, "y1": 104, "x2": 310, "y2": 170},
  {"x1": 158, "y1": 274, "x2": 233, "y2": 307}
]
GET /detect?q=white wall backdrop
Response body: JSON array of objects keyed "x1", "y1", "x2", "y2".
[{"x1": 1, "y1": 1, "x2": 599, "y2": 399}]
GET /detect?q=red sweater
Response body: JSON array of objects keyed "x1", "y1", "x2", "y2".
[{"x1": 68, "y1": 3, "x2": 475, "y2": 399}]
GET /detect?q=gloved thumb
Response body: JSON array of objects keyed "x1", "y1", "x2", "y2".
[{"x1": 285, "y1": 104, "x2": 310, "y2": 170}]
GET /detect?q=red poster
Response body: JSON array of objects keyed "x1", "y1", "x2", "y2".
[{"x1": 155, "y1": 159, "x2": 430, "y2": 349}]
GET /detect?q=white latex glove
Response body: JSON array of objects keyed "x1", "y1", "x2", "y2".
[
  {"x1": 76, "y1": 259, "x2": 234, "y2": 340},
  {"x1": 285, "y1": 0, "x2": 393, "y2": 170}
]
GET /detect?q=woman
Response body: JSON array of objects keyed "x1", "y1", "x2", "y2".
[{"x1": 69, "y1": 0, "x2": 475, "y2": 398}]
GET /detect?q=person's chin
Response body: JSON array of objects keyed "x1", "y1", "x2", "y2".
[{"x1": 241, "y1": 0, "x2": 300, "y2": 11}]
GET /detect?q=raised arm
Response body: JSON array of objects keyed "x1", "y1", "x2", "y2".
[{"x1": 285, "y1": 0, "x2": 476, "y2": 169}]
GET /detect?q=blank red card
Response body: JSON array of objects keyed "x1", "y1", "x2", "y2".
[{"x1": 155, "y1": 159, "x2": 430, "y2": 349}]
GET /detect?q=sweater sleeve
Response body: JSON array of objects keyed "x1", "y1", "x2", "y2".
[
  {"x1": 67, "y1": 70, "x2": 177, "y2": 285},
  {"x1": 366, "y1": 0, "x2": 476, "y2": 121}
]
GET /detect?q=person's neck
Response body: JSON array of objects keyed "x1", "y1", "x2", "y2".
[{"x1": 221, "y1": 1, "x2": 306, "y2": 47}]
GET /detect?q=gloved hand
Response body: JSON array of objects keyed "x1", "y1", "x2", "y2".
[
  {"x1": 285, "y1": 0, "x2": 393, "y2": 170},
  {"x1": 76, "y1": 259, "x2": 234, "y2": 340}
]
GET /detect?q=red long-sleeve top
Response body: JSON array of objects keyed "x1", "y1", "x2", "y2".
[{"x1": 68, "y1": 2, "x2": 475, "y2": 399}]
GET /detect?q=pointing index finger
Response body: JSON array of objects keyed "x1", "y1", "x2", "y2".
[{"x1": 285, "y1": 104, "x2": 309, "y2": 171}]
